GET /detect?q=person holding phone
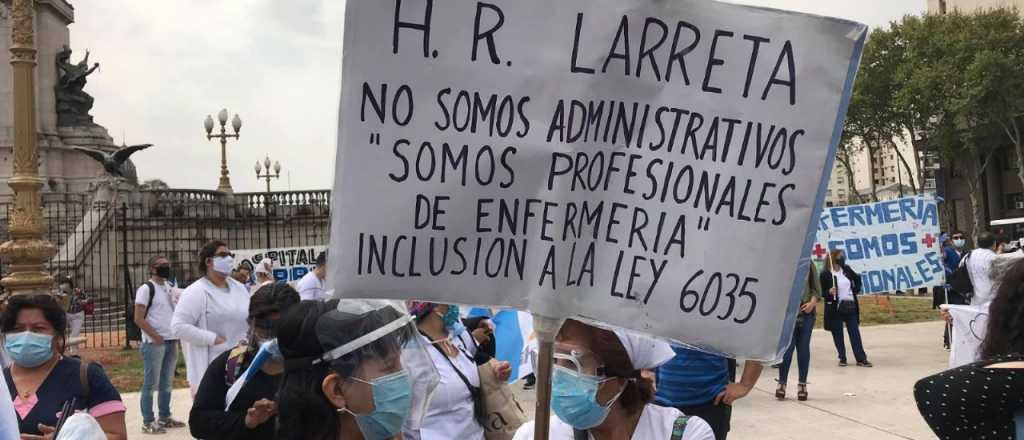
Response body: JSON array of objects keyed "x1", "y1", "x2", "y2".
[{"x1": 2, "y1": 295, "x2": 127, "y2": 439}]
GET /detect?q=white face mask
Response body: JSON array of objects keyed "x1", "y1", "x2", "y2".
[
  {"x1": 212, "y1": 256, "x2": 235, "y2": 275},
  {"x1": 953, "y1": 239, "x2": 966, "y2": 248}
]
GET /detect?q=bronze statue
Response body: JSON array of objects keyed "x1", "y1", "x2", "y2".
[
  {"x1": 56, "y1": 46, "x2": 100, "y2": 127},
  {"x1": 74, "y1": 143, "x2": 152, "y2": 184}
]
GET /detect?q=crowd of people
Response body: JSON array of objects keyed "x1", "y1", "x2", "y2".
[
  {"x1": 914, "y1": 230, "x2": 1024, "y2": 438},
  {"x1": 0, "y1": 231, "x2": 1020, "y2": 439}
]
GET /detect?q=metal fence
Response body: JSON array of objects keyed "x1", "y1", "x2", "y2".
[{"x1": 0, "y1": 189, "x2": 331, "y2": 348}]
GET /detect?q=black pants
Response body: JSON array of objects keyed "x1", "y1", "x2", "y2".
[{"x1": 675, "y1": 401, "x2": 732, "y2": 440}]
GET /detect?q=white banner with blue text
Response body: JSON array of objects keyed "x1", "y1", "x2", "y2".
[{"x1": 814, "y1": 196, "x2": 943, "y2": 294}]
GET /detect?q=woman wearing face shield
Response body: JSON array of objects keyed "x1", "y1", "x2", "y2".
[
  {"x1": 189, "y1": 282, "x2": 300, "y2": 440},
  {"x1": 514, "y1": 319, "x2": 715, "y2": 440},
  {"x1": 406, "y1": 302, "x2": 511, "y2": 440},
  {"x1": 2, "y1": 294, "x2": 127, "y2": 439},
  {"x1": 276, "y1": 300, "x2": 438, "y2": 440},
  {"x1": 172, "y1": 240, "x2": 252, "y2": 396}
]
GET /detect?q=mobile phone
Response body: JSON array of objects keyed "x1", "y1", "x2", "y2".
[{"x1": 52, "y1": 397, "x2": 77, "y2": 438}]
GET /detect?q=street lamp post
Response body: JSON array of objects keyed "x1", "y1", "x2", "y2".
[
  {"x1": 255, "y1": 157, "x2": 281, "y2": 249},
  {"x1": 204, "y1": 109, "x2": 242, "y2": 193},
  {"x1": 0, "y1": 0, "x2": 58, "y2": 297}
]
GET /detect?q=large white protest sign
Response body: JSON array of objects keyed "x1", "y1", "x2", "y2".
[
  {"x1": 235, "y1": 246, "x2": 326, "y2": 283},
  {"x1": 814, "y1": 196, "x2": 943, "y2": 294},
  {"x1": 330, "y1": 0, "x2": 866, "y2": 360}
]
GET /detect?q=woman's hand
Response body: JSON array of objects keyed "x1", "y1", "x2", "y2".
[
  {"x1": 493, "y1": 361, "x2": 512, "y2": 382},
  {"x1": 801, "y1": 297, "x2": 818, "y2": 314},
  {"x1": 20, "y1": 424, "x2": 55, "y2": 440},
  {"x1": 245, "y1": 399, "x2": 277, "y2": 429},
  {"x1": 472, "y1": 321, "x2": 494, "y2": 344}
]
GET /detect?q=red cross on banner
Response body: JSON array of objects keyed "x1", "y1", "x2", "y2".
[
  {"x1": 921, "y1": 233, "x2": 937, "y2": 248},
  {"x1": 812, "y1": 243, "x2": 827, "y2": 259}
]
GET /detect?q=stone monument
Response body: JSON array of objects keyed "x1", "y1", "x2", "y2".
[{"x1": 0, "y1": 0, "x2": 124, "y2": 196}]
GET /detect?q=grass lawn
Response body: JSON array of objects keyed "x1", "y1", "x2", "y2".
[
  {"x1": 79, "y1": 345, "x2": 189, "y2": 394},
  {"x1": 85, "y1": 297, "x2": 940, "y2": 394},
  {"x1": 815, "y1": 295, "x2": 941, "y2": 328}
]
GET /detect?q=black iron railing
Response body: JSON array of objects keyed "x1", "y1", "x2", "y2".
[{"x1": 0, "y1": 189, "x2": 332, "y2": 348}]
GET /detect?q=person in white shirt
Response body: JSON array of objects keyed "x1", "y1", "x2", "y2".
[
  {"x1": 133, "y1": 256, "x2": 188, "y2": 434},
  {"x1": 821, "y1": 249, "x2": 872, "y2": 368},
  {"x1": 405, "y1": 302, "x2": 511, "y2": 440},
  {"x1": 295, "y1": 251, "x2": 327, "y2": 301},
  {"x1": 964, "y1": 232, "x2": 1006, "y2": 309},
  {"x1": 251, "y1": 259, "x2": 275, "y2": 294},
  {"x1": 943, "y1": 233, "x2": 1024, "y2": 367},
  {"x1": 514, "y1": 319, "x2": 714, "y2": 440},
  {"x1": 171, "y1": 240, "x2": 250, "y2": 397}
]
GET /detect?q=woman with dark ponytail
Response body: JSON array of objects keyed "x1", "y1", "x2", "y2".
[
  {"x1": 914, "y1": 258, "x2": 1024, "y2": 439},
  {"x1": 189, "y1": 282, "x2": 300, "y2": 440},
  {"x1": 275, "y1": 300, "x2": 438, "y2": 440}
]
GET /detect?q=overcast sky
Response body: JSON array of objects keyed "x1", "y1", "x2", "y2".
[{"x1": 72, "y1": 0, "x2": 924, "y2": 193}]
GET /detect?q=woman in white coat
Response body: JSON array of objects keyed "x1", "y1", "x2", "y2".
[
  {"x1": 171, "y1": 240, "x2": 250, "y2": 396},
  {"x1": 405, "y1": 302, "x2": 511, "y2": 440},
  {"x1": 514, "y1": 319, "x2": 715, "y2": 440}
]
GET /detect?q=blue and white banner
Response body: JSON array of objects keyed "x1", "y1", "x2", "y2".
[
  {"x1": 814, "y1": 196, "x2": 942, "y2": 294},
  {"x1": 235, "y1": 246, "x2": 327, "y2": 284}
]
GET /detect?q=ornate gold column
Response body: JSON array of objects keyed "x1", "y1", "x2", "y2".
[{"x1": 0, "y1": 0, "x2": 57, "y2": 296}]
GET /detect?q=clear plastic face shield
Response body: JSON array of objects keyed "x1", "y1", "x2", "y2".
[{"x1": 315, "y1": 300, "x2": 439, "y2": 434}]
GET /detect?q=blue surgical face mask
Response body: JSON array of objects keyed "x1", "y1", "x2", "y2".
[
  {"x1": 438, "y1": 305, "x2": 461, "y2": 330},
  {"x1": 349, "y1": 370, "x2": 413, "y2": 440},
  {"x1": 5, "y1": 331, "x2": 55, "y2": 368},
  {"x1": 447, "y1": 320, "x2": 466, "y2": 338},
  {"x1": 551, "y1": 365, "x2": 622, "y2": 430},
  {"x1": 953, "y1": 239, "x2": 966, "y2": 248}
]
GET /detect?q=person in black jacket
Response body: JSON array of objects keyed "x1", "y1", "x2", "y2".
[
  {"x1": 820, "y1": 249, "x2": 873, "y2": 368},
  {"x1": 189, "y1": 282, "x2": 300, "y2": 440}
]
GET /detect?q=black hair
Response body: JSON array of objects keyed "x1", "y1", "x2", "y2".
[
  {"x1": 197, "y1": 240, "x2": 227, "y2": 273},
  {"x1": 977, "y1": 231, "x2": 1008, "y2": 249},
  {"x1": 981, "y1": 259, "x2": 1024, "y2": 359},
  {"x1": 276, "y1": 300, "x2": 406, "y2": 440},
  {"x1": 249, "y1": 282, "x2": 300, "y2": 321},
  {"x1": 1, "y1": 294, "x2": 68, "y2": 355},
  {"x1": 977, "y1": 232, "x2": 995, "y2": 249},
  {"x1": 315, "y1": 251, "x2": 327, "y2": 268},
  {"x1": 276, "y1": 300, "x2": 340, "y2": 440}
]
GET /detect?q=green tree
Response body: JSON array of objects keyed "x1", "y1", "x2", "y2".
[
  {"x1": 846, "y1": 11, "x2": 1014, "y2": 238},
  {"x1": 952, "y1": 10, "x2": 1024, "y2": 191},
  {"x1": 844, "y1": 26, "x2": 907, "y2": 199}
]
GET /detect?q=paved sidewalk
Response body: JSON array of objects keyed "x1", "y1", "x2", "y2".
[{"x1": 122, "y1": 320, "x2": 948, "y2": 439}]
